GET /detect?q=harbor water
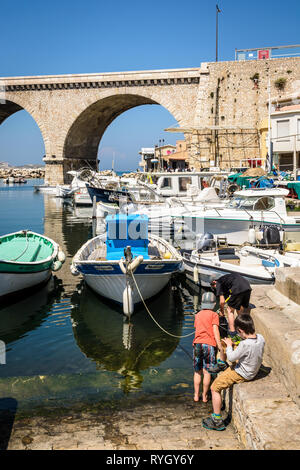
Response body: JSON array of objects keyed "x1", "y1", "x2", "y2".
[{"x1": 0, "y1": 179, "x2": 203, "y2": 412}]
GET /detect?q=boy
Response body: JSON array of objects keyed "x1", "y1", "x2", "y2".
[
  {"x1": 193, "y1": 291, "x2": 227, "y2": 403},
  {"x1": 202, "y1": 314, "x2": 265, "y2": 431},
  {"x1": 211, "y1": 273, "x2": 252, "y2": 336}
]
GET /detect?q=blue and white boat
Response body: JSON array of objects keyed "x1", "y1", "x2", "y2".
[{"x1": 70, "y1": 214, "x2": 182, "y2": 315}]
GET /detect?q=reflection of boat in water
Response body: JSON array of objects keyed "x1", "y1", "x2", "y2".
[
  {"x1": 0, "y1": 276, "x2": 64, "y2": 345},
  {"x1": 70, "y1": 281, "x2": 184, "y2": 393}
]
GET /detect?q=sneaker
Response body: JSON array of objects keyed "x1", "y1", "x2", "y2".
[
  {"x1": 207, "y1": 361, "x2": 228, "y2": 374},
  {"x1": 202, "y1": 415, "x2": 226, "y2": 431}
]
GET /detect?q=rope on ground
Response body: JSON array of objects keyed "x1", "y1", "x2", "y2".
[{"x1": 130, "y1": 271, "x2": 195, "y2": 339}]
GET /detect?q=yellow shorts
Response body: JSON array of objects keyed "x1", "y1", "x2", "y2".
[{"x1": 211, "y1": 366, "x2": 247, "y2": 393}]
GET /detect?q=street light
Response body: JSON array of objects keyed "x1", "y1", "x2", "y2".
[
  {"x1": 216, "y1": 4, "x2": 221, "y2": 62},
  {"x1": 158, "y1": 139, "x2": 165, "y2": 170}
]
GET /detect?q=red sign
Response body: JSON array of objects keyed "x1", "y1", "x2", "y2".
[{"x1": 258, "y1": 50, "x2": 270, "y2": 60}]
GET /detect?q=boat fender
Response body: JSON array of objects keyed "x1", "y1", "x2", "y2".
[
  {"x1": 128, "y1": 255, "x2": 144, "y2": 273},
  {"x1": 248, "y1": 228, "x2": 256, "y2": 245},
  {"x1": 70, "y1": 264, "x2": 80, "y2": 276},
  {"x1": 163, "y1": 251, "x2": 172, "y2": 259},
  {"x1": 123, "y1": 284, "x2": 134, "y2": 316},
  {"x1": 193, "y1": 265, "x2": 199, "y2": 284},
  {"x1": 51, "y1": 260, "x2": 62, "y2": 272},
  {"x1": 57, "y1": 250, "x2": 66, "y2": 263},
  {"x1": 256, "y1": 230, "x2": 264, "y2": 242}
]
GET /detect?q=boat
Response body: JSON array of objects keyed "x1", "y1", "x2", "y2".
[
  {"x1": 0, "y1": 230, "x2": 65, "y2": 299},
  {"x1": 180, "y1": 188, "x2": 300, "y2": 245},
  {"x1": 34, "y1": 184, "x2": 57, "y2": 194},
  {"x1": 182, "y1": 231, "x2": 300, "y2": 287},
  {"x1": 70, "y1": 214, "x2": 183, "y2": 316}
]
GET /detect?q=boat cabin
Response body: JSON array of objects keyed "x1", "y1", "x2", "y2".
[
  {"x1": 140, "y1": 171, "x2": 228, "y2": 198},
  {"x1": 227, "y1": 188, "x2": 289, "y2": 216}
]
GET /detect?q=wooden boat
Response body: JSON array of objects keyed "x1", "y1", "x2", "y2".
[
  {"x1": 70, "y1": 214, "x2": 182, "y2": 316},
  {"x1": 0, "y1": 230, "x2": 65, "y2": 299}
]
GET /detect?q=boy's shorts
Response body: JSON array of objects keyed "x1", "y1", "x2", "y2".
[
  {"x1": 227, "y1": 290, "x2": 251, "y2": 310},
  {"x1": 210, "y1": 366, "x2": 247, "y2": 393},
  {"x1": 193, "y1": 343, "x2": 217, "y2": 372}
]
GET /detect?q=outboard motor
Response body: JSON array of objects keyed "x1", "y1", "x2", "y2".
[
  {"x1": 259, "y1": 225, "x2": 281, "y2": 246},
  {"x1": 196, "y1": 232, "x2": 215, "y2": 252}
]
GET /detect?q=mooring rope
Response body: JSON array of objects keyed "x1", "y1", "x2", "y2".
[
  {"x1": 11, "y1": 231, "x2": 30, "y2": 262},
  {"x1": 130, "y1": 271, "x2": 195, "y2": 339}
]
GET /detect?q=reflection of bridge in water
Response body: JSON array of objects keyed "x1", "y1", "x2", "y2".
[{"x1": 43, "y1": 195, "x2": 93, "y2": 295}]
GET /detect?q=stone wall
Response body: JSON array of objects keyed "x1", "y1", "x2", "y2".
[{"x1": 1, "y1": 58, "x2": 300, "y2": 183}]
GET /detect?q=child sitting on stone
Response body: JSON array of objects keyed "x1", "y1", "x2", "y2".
[{"x1": 202, "y1": 314, "x2": 265, "y2": 431}]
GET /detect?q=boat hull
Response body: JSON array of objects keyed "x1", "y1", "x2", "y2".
[
  {"x1": 84, "y1": 271, "x2": 174, "y2": 305},
  {"x1": 183, "y1": 256, "x2": 274, "y2": 287},
  {"x1": 0, "y1": 269, "x2": 52, "y2": 298}
]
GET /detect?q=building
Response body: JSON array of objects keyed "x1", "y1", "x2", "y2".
[
  {"x1": 159, "y1": 140, "x2": 189, "y2": 171},
  {"x1": 271, "y1": 103, "x2": 300, "y2": 174}
]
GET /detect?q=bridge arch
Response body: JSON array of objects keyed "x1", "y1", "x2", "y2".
[
  {"x1": 62, "y1": 92, "x2": 183, "y2": 176},
  {"x1": 0, "y1": 97, "x2": 49, "y2": 157}
]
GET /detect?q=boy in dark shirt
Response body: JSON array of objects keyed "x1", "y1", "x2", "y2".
[{"x1": 211, "y1": 273, "x2": 252, "y2": 337}]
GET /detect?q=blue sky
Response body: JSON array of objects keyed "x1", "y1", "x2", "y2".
[{"x1": 0, "y1": 0, "x2": 300, "y2": 170}]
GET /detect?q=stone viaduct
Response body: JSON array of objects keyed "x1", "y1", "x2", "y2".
[{"x1": 0, "y1": 57, "x2": 300, "y2": 184}]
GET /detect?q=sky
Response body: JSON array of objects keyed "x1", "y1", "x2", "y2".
[{"x1": 0, "y1": 0, "x2": 300, "y2": 170}]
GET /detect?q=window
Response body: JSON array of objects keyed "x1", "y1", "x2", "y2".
[
  {"x1": 253, "y1": 197, "x2": 275, "y2": 211},
  {"x1": 277, "y1": 119, "x2": 290, "y2": 141},
  {"x1": 298, "y1": 119, "x2": 300, "y2": 141},
  {"x1": 161, "y1": 177, "x2": 172, "y2": 189},
  {"x1": 179, "y1": 176, "x2": 192, "y2": 192}
]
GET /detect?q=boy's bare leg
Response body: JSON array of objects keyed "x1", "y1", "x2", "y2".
[
  {"x1": 202, "y1": 369, "x2": 211, "y2": 403},
  {"x1": 211, "y1": 389, "x2": 222, "y2": 415},
  {"x1": 193, "y1": 371, "x2": 202, "y2": 402},
  {"x1": 227, "y1": 306, "x2": 236, "y2": 332}
]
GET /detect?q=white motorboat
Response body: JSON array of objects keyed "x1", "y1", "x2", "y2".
[
  {"x1": 180, "y1": 188, "x2": 300, "y2": 245},
  {"x1": 183, "y1": 233, "x2": 300, "y2": 288},
  {"x1": 70, "y1": 214, "x2": 182, "y2": 316},
  {"x1": 34, "y1": 184, "x2": 57, "y2": 194}
]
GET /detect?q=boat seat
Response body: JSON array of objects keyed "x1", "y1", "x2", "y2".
[
  {"x1": 218, "y1": 247, "x2": 240, "y2": 265},
  {"x1": 30, "y1": 243, "x2": 42, "y2": 262}
]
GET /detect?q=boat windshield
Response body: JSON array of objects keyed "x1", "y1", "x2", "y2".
[{"x1": 226, "y1": 196, "x2": 275, "y2": 211}]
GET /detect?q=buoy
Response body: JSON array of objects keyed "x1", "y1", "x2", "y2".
[
  {"x1": 51, "y1": 260, "x2": 62, "y2": 272},
  {"x1": 248, "y1": 228, "x2": 256, "y2": 245},
  {"x1": 57, "y1": 250, "x2": 66, "y2": 263},
  {"x1": 163, "y1": 251, "x2": 172, "y2": 259},
  {"x1": 123, "y1": 284, "x2": 134, "y2": 316},
  {"x1": 193, "y1": 265, "x2": 199, "y2": 284}
]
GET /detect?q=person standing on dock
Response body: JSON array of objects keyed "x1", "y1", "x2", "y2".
[
  {"x1": 192, "y1": 292, "x2": 227, "y2": 403},
  {"x1": 210, "y1": 273, "x2": 252, "y2": 338}
]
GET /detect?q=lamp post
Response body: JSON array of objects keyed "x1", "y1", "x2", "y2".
[
  {"x1": 159, "y1": 138, "x2": 165, "y2": 171},
  {"x1": 216, "y1": 4, "x2": 221, "y2": 62}
]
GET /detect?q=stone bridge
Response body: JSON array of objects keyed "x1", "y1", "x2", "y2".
[{"x1": 1, "y1": 57, "x2": 300, "y2": 184}]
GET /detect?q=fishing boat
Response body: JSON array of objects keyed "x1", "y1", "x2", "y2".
[
  {"x1": 70, "y1": 214, "x2": 183, "y2": 315},
  {"x1": 182, "y1": 231, "x2": 300, "y2": 287},
  {"x1": 0, "y1": 230, "x2": 65, "y2": 299}
]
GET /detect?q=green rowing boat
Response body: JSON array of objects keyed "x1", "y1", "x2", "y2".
[{"x1": 0, "y1": 230, "x2": 65, "y2": 298}]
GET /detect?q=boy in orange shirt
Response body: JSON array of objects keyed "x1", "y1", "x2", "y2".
[{"x1": 193, "y1": 292, "x2": 227, "y2": 403}]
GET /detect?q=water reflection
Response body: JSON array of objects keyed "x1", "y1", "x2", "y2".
[
  {"x1": 71, "y1": 281, "x2": 185, "y2": 393},
  {"x1": 0, "y1": 276, "x2": 64, "y2": 346}
]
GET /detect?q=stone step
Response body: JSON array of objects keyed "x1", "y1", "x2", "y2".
[
  {"x1": 227, "y1": 367, "x2": 300, "y2": 449},
  {"x1": 224, "y1": 284, "x2": 300, "y2": 449}
]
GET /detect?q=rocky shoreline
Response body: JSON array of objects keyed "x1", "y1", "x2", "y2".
[{"x1": 0, "y1": 166, "x2": 45, "y2": 181}]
